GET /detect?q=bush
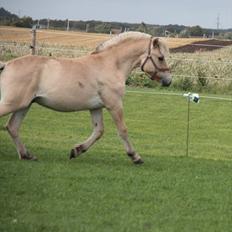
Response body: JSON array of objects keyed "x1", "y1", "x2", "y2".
[
  {"x1": 181, "y1": 77, "x2": 194, "y2": 91},
  {"x1": 126, "y1": 72, "x2": 158, "y2": 88}
]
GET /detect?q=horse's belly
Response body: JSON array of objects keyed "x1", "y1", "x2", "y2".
[{"x1": 35, "y1": 94, "x2": 104, "y2": 112}]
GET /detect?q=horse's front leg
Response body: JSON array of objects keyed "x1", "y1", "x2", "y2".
[
  {"x1": 108, "y1": 103, "x2": 144, "y2": 164},
  {"x1": 70, "y1": 108, "x2": 104, "y2": 159}
]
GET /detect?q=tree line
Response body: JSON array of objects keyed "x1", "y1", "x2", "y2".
[{"x1": 1, "y1": 7, "x2": 232, "y2": 39}]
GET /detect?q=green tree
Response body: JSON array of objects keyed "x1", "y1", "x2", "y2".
[
  {"x1": 94, "y1": 23, "x2": 111, "y2": 33},
  {"x1": 189, "y1": 25, "x2": 203, "y2": 36},
  {"x1": 179, "y1": 29, "x2": 191, "y2": 38},
  {"x1": 13, "y1": 16, "x2": 33, "y2": 28}
]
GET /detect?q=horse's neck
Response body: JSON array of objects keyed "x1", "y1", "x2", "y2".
[{"x1": 108, "y1": 39, "x2": 148, "y2": 78}]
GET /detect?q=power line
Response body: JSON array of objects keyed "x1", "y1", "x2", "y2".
[{"x1": 216, "y1": 14, "x2": 220, "y2": 30}]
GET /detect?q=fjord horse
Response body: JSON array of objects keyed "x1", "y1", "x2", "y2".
[{"x1": 0, "y1": 32, "x2": 171, "y2": 164}]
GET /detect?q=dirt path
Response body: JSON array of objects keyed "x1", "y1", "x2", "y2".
[{"x1": 170, "y1": 39, "x2": 232, "y2": 53}]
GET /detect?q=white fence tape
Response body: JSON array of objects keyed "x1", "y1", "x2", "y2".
[
  {"x1": 126, "y1": 90, "x2": 232, "y2": 102},
  {"x1": 134, "y1": 71, "x2": 232, "y2": 81},
  {"x1": 173, "y1": 74, "x2": 232, "y2": 81}
]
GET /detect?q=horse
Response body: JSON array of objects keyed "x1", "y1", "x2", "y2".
[{"x1": 0, "y1": 32, "x2": 172, "y2": 164}]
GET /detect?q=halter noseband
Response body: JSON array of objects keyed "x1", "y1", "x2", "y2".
[{"x1": 141, "y1": 36, "x2": 170, "y2": 78}]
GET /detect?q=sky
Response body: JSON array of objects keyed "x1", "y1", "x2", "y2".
[{"x1": 1, "y1": 0, "x2": 232, "y2": 29}]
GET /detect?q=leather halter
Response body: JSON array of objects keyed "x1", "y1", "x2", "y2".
[{"x1": 141, "y1": 36, "x2": 170, "y2": 77}]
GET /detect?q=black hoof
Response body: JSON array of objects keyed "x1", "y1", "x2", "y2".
[
  {"x1": 133, "y1": 159, "x2": 144, "y2": 165},
  {"x1": 20, "y1": 152, "x2": 38, "y2": 161},
  {"x1": 69, "y1": 148, "x2": 76, "y2": 160},
  {"x1": 69, "y1": 145, "x2": 86, "y2": 160}
]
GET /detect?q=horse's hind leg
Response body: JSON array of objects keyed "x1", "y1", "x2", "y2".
[
  {"x1": 5, "y1": 106, "x2": 37, "y2": 160},
  {"x1": 70, "y1": 108, "x2": 104, "y2": 159}
]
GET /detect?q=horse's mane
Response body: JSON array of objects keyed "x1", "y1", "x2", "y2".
[{"x1": 93, "y1": 31, "x2": 151, "y2": 54}]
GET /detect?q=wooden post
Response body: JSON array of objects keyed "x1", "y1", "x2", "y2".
[{"x1": 31, "y1": 27, "x2": 36, "y2": 55}]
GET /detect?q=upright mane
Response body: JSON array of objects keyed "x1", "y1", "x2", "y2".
[{"x1": 93, "y1": 31, "x2": 151, "y2": 54}]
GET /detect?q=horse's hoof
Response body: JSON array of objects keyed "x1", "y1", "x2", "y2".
[
  {"x1": 20, "y1": 152, "x2": 38, "y2": 161},
  {"x1": 133, "y1": 159, "x2": 144, "y2": 165},
  {"x1": 70, "y1": 149, "x2": 76, "y2": 159},
  {"x1": 69, "y1": 145, "x2": 86, "y2": 160}
]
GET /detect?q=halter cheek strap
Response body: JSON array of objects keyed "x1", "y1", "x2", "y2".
[{"x1": 141, "y1": 36, "x2": 170, "y2": 75}]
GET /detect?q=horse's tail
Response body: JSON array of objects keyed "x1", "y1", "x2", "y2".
[{"x1": 0, "y1": 61, "x2": 5, "y2": 96}]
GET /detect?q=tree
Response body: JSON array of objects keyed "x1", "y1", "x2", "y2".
[
  {"x1": 223, "y1": 32, "x2": 232, "y2": 40},
  {"x1": 140, "y1": 22, "x2": 148, "y2": 33},
  {"x1": 0, "y1": 7, "x2": 19, "y2": 25},
  {"x1": 94, "y1": 23, "x2": 111, "y2": 34},
  {"x1": 13, "y1": 16, "x2": 33, "y2": 28},
  {"x1": 179, "y1": 29, "x2": 191, "y2": 38},
  {"x1": 189, "y1": 25, "x2": 203, "y2": 37}
]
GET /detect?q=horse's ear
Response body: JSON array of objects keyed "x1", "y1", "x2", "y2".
[{"x1": 153, "y1": 38, "x2": 159, "y2": 47}]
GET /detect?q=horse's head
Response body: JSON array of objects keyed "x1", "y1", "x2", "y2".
[{"x1": 141, "y1": 37, "x2": 172, "y2": 87}]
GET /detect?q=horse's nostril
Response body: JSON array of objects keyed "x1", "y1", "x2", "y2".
[
  {"x1": 158, "y1": 56, "x2": 164, "y2": 61},
  {"x1": 161, "y1": 78, "x2": 172, "y2": 87}
]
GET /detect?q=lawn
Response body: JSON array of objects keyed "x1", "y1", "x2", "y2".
[{"x1": 0, "y1": 88, "x2": 232, "y2": 232}]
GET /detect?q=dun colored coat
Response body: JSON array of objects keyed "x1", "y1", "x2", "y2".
[{"x1": 0, "y1": 32, "x2": 172, "y2": 164}]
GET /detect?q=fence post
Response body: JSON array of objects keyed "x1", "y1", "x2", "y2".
[
  {"x1": 183, "y1": 92, "x2": 200, "y2": 157},
  {"x1": 31, "y1": 26, "x2": 36, "y2": 55},
  {"x1": 186, "y1": 97, "x2": 190, "y2": 157}
]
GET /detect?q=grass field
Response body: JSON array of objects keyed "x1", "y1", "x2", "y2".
[{"x1": 0, "y1": 89, "x2": 232, "y2": 232}]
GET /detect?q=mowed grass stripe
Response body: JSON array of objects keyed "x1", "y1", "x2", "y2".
[{"x1": 0, "y1": 89, "x2": 232, "y2": 232}]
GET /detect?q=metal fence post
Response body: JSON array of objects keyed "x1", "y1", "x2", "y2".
[
  {"x1": 186, "y1": 97, "x2": 190, "y2": 157},
  {"x1": 183, "y1": 92, "x2": 200, "y2": 157}
]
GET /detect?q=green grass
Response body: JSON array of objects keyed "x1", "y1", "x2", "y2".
[{"x1": 0, "y1": 88, "x2": 232, "y2": 232}]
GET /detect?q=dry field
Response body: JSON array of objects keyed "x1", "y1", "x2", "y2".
[
  {"x1": 0, "y1": 26, "x2": 206, "y2": 49},
  {"x1": 0, "y1": 26, "x2": 110, "y2": 48}
]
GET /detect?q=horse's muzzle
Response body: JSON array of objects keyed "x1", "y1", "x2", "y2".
[
  {"x1": 151, "y1": 72, "x2": 172, "y2": 87},
  {"x1": 161, "y1": 77, "x2": 172, "y2": 87}
]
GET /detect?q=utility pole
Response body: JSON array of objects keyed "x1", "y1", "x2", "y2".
[
  {"x1": 37, "y1": 19, "x2": 40, "y2": 28},
  {"x1": 47, "y1": 18, "x2": 50, "y2": 29},
  {"x1": 212, "y1": 31, "x2": 215, "y2": 39},
  {"x1": 86, "y1": 23, "x2": 89, "y2": 33},
  {"x1": 216, "y1": 14, "x2": 220, "y2": 30},
  {"x1": 66, "y1": 19, "x2": 70, "y2": 31}
]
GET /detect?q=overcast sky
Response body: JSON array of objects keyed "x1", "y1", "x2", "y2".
[{"x1": 1, "y1": 0, "x2": 232, "y2": 29}]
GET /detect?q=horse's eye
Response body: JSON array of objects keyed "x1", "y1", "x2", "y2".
[{"x1": 158, "y1": 56, "x2": 164, "y2": 62}]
